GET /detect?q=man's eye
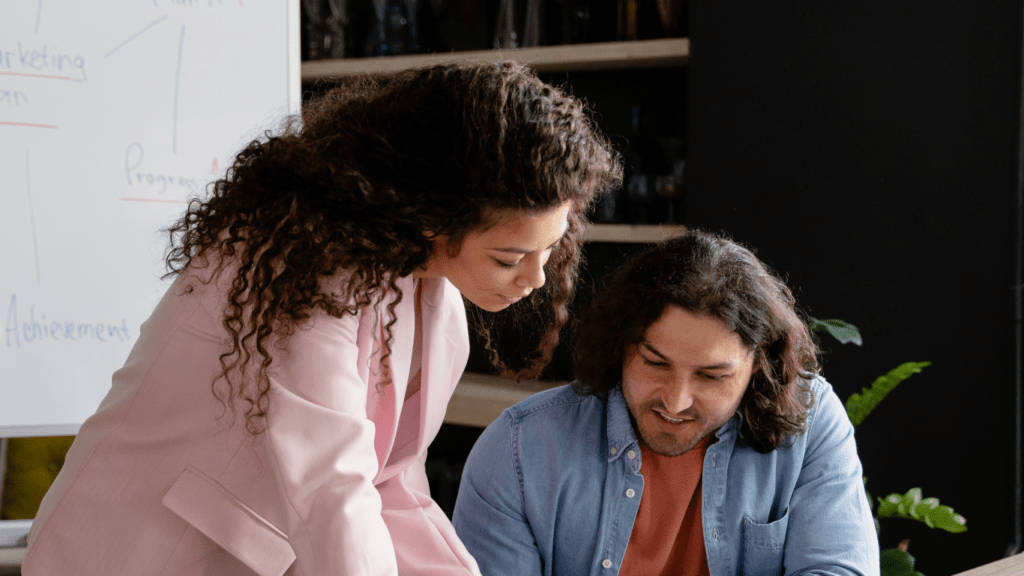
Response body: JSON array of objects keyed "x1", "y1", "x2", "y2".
[
  {"x1": 700, "y1": 373, "x2": 728, "y2": 381},
  {"x1": 641, "y1": 356, "x2": 668, "y2": 368}
]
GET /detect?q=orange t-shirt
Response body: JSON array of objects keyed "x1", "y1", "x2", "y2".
[{"x1": 618, "y1": 438, "x2": 712, "y2": 576}]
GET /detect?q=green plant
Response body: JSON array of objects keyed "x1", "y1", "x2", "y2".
[{"x1": 809, "y1": 318, "x2": 967, "y2": 576}]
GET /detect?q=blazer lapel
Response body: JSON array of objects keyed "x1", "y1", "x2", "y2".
[
  {"x1": 369, "y1": 276, "x2": 416, "y2": 480},
  {"x1": 412, "y1": 277, "x2": 469, "y2": 458}
]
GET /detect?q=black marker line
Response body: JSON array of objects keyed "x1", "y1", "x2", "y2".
[
  {"x1": 104, "y1": 15, "x2": 169, "y2": 59},
  {"x1": 25, "y1": 150, "x2": 41, "y2": 286},
  {"x1": 173, "y1": 24, "x2": 185, "y2": 154},
  {"x1": 35, "y1": 0, "x2": 42, "y2": 32}
]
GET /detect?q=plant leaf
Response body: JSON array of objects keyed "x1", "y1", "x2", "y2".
[
  {"x1": 926, "y1": 505, "x2": 968, "y2": 533},
  {"x1": 809, "y1": 318, "x2": 864, "y2": 346},
  {"x1": 876, "y1": 489, "x2": 967, "y2": 533},
  {"x1": 877, "y1": 494, "x2": 901, "y2": 517},
  {"x1": 911, "y1": 498, "x2": 940, "y2": 522},
  {"x1": 899, "y1": 488, "x2": 922, "y2": 517},
  {"x1": 845, "y1": 362, "x2": 931, "y2": 426},
  {"x1": 880, "y1": 548, "x2": 917, "y2": 576}
]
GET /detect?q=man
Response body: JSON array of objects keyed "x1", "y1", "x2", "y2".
[{"x1": 452, "y1": 230, "x2": 879, "y2": 576}]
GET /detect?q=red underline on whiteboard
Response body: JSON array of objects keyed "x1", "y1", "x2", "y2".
[
  {"x1": 120, "y1": 197, "x2": 188, "y2": 204},
  {"x1": 0, "y1": 71, "x2": 73, "y2": 81},
  {"x1": 0, "y1": 121, "x2": 57, "y2": 129}
]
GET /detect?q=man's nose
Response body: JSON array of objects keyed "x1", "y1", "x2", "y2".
[{"x1": 661, "y1": 379, "x2": 694, "y2": 415}]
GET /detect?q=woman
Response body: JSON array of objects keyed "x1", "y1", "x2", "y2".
[{"x1": 22, "y1": 61, "x2": 620, "y2": 576}]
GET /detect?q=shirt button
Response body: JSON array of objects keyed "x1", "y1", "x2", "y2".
[
  {"x1": 610, "y1": 447, "x2": 618, "y2": 456},
  {"x1": 627, "y1": 449, "x2": 637, "y2": 459},
  {"x1": 713, "y1": 528, "x2": 719, "y2": 541},
  {"x1": 602, "y1": 559, "x2": 612, "y2": 569},
  {"x1": 712, "y1": 454, "x2": 717, "y2": 466},
  {"x1": 625, "y1": 489, "x2": 636, "y2": 498}
]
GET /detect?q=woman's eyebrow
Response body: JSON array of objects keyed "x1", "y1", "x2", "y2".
[{"x1": 491, "y1": 234, "x2": 567, "y2": 254}]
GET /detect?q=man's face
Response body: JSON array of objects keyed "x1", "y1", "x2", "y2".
[{"x1": 621, "y1": 305, "x2": 756, "y2": 457}]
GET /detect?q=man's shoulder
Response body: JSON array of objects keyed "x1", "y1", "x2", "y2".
[
  {"x1": 500, "y1": 383, "x2": 604, "y2": 431},
  {"x1": 803, "y1": 374, "x2": 846, "y2": 429}
]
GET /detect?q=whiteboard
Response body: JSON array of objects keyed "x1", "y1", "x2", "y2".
[{"x1": 0, "y1": 0, "x2": 301, "y2": 437}]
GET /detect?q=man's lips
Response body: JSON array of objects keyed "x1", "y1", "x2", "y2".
[{"x1": 654, "y1": 409, "x2": 695, "y2": 424}]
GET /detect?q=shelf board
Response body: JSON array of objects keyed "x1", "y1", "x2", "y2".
[
  {"x1": 585, "y1": 223, "x2": 687, "y2": 243},
  {"x1": 445, "y1": 372, "x2": 567, "y2": 428},
  {"x1": 302, "y1": 38, "x2": 689, "y2": 81}
]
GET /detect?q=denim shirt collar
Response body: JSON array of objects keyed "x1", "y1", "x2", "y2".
[
  {"x1": 605, "y1": 383, "x2": 744, "y2": 470},
  {"x1": 605, "y1": 387, "x2": 640, "y2": 470}
]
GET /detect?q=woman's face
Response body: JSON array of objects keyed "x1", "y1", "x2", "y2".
[{"x1": 418, "y1": 201, "x2": 572, "y2": 312}]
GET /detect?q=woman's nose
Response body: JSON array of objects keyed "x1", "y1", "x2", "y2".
[{"x1": 516, "y1": 257, "x2": 546, "y2": 290}]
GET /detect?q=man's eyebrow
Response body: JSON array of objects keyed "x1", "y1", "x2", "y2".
[
  {"x1": 640, "y1": 342, "x2": 670, "y2": 361},
  {"x1": 641, "y1": 342, "x2": 737, "y2": 370},
  {"x1": 698, "y1": 361, "x2": 736, "y2": 370}
]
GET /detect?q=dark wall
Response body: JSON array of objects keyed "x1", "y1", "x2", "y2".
[{"x1": 688, "y1": 0, "x2": 1022, "y2": 572}]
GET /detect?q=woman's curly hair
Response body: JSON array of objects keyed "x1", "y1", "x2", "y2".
[
  {"x1": 164, "y1": 61, "x2": 621, "y2": 434},
  {"x1": 571, "y1": 230, "x2": 820, "y2": 453}
]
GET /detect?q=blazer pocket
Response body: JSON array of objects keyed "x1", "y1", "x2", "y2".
[
  {"x1": 163, "y1": 465, "x2": 296, "y2": 576},
  {"x1": 738, "y1": 512, "x2": 789, "y2": 576}
]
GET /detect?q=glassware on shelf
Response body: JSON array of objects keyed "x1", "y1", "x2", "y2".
[
  {"x1": 493, "y1": 0, "x2": 518, "y2": 49},
  {"x1": 522, "y1": 0, "x2": 542, "y2": 47},
  {"x1": 655, "y1": 0, "x2": 685, "y2": 37},
  {"x1": 302, "y1": 0, "x2": 327, "y2": 60},
  {"x1": 616, "y1": 0, "x2": 638, "y2": 41},
  {"x1": 325, "y1": 0, "x2": 349, "y2": 58},
  {"x1": 549, "y1": 0, "x2": 591, "y2": 45},
  {"x1": 626, "y1": 173, "x2": 653, "y2": 224},
  {"x1": 363, "y1": 0, "x2": 415, "y2": 56},
  {"x1": 405, "y1": 0, "x2": 423, "y2": 53},
  {"x1": 590, "y1": 190, "x2": 620, "y2": 223},
  {"x1": 654, "y1": 166, "x2": 682, "y2": 224}
]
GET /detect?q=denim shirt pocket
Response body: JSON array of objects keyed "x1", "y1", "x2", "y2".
[{"x1": 738, "y1": 511, "x2": 789, "y2": 576}]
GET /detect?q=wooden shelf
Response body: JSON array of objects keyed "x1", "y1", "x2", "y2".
[
  {"x1": 302, "y1": 38, "x2": 689, "y2": 81},
  {"x1": 585, "y1": 223, "x2": 686, "y2": 243},
  {"x1": 444, "y1": 372, "x2": 567, "y2": 428}
]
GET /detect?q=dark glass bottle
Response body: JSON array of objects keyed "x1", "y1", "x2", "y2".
[{"x1": 622, "y1": 103, "x2": 670, "y2": 223}]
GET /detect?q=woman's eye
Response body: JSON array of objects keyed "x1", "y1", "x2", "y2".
[
  {"x1": 700, "y1": 373, "x2": 728, "y2": 381},
  {"x1": 496, "y1": 259, "x2": 520, "y2": 269}
]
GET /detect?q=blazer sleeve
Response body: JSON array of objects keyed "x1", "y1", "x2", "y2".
[
  {"x1": 263, "y1": 307, "x2": 399, "y2": 576},
  {"x1": 378, "y1": 451, "x2": 482, "y2": 576}
]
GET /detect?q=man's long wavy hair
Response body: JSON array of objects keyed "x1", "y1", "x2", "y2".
[
  {"x1": 164, "y1": 61, "x2": 621, "y2": 434},
  {"x1": 572, "y1": 230, "x2": 819, "y2": 453}
]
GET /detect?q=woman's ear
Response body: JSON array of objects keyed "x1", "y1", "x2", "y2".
[{"x1": 414, "y1": 234, "x2": 448, "y2": 278}]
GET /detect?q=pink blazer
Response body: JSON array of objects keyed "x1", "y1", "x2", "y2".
[{"x1": 22, "y1": 262, "x2": 482, "y2": 576}]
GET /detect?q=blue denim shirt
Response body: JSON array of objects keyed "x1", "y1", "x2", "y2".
[{"x1": 452, "y1": 376, "x2": 879, "y2": 576}]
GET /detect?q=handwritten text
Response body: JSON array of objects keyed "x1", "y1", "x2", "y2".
[
  {"x1": 5, "y1": 294, "x2": 131, "y2": 348},
  {"x1": 125, "y1": 143, "x2": 201, "y2": 195},
  {"x1": 0, "y1": 42, "x2": 88, "y2": 82}
]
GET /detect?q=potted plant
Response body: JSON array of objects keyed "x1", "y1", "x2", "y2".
[{"x1": 810, "y1": 319, "x2": 967, "y2": 576}]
